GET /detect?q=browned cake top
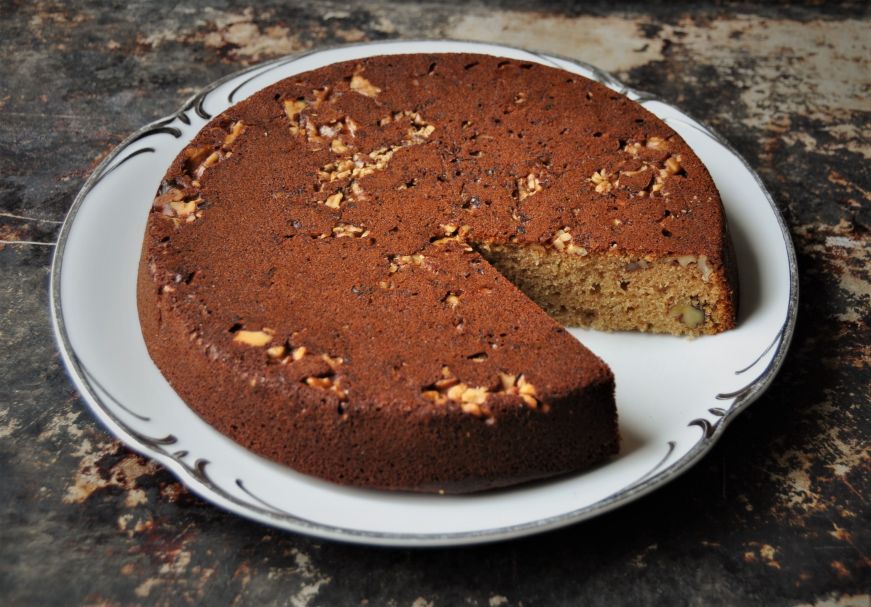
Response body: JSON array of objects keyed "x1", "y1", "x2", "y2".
[{"x1": 143, "y1": 53, "x2": 725, "y2": 418}]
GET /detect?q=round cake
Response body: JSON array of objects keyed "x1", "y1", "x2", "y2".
[{"x1": 138, "y1": 53, "x2": 737, "y2": 493}]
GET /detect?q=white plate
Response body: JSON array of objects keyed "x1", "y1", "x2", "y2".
[{"x1": 51, "y1": 40, "x2": 797, "y2": 547}]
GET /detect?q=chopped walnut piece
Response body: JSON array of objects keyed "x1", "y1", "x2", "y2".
[
  {"x1": 390, "y1": 254, "x2": 425, "y2": 269},
  {"x1": 223, "y1": 121, "x2": 246, "y2": 148},
  {"x1": 305, "y1": 376, "x2": 332, "y2": 389},
  {"x1": 324, "y1": 192, "x2": 343, "y2": 209},
  {"x1": 444, "y1": 383, "x2": 489, "y2": 414},
  {"x1": 303, "y1": 374, "x2": 349, "y2": 400},
  {"x1": 665, "y1": 155, "x2": 683, "y2": 174},
  {"x1": 697, "y1": 255, "x2": 712, "y2": 281},
  {"x1": 153, "y1": 187, "x2": 185, "y2": 209},
  {"x1": 169, "y1": 199, "x2": 198, "y2": 218},
  {"x1": 330, "y1": 139, "x2": 351, "y2": 154},
  {"x1": 193, "y1": 151, "x2": 223, "y2": 179},
  {"x1": 422, "y1": 390, "x2": 447, "y2": 405},
  {"x1": 311, "y1": 86, "x2": 331, "y2": 107},
  {"x1": 283, "y1": 99, "x2": 307, "y2": 121},
  {"x1": 434, "y1": 366, "x2": 459, "y2": 390},
  {"x1": 319, "y1": 123, "x2": 341, "y2": 138},
  {"x1": 321, "y1": 354, "x2": 344, "y2": 370},
  {"x1": 445, "y1": 383, "x2": 466, "y2": 401},
  {"x1": 460, "y1": 386, "x2": 488, "y2": 405},
  {"x1": 316, "y1": 112, "x2": 433, "y2": 186},
  {"x1": 233, "y1": 329, "x2": 273, "y2": 347},
  {"x1": 669, "y1": 302, "x2": 705, "y2": 328},
  {"x1": 434, "y1": 378, "x2": 459, "y2": 392},
  {"x1": 319, "y1": 158, "x2": 356, "y2": 182},
  {"x1": 498, "y1": 372, "x2": 517, "y2": 391},
  {"x1": 551, "y1": 227, "x2": 574, "y2": 251},
  {"x1": 408, "y1": 122, "x2": 435, "y2": 141},
  {"x1": 267, "y1": 345, "x2": 286, "y2": 358},
  {"x1": 332, "y1": 223, "x2": 369, "y2": 238},
  {"x1": 676, "y1": 255, "x2": 697, "y2": 267},
  {"x1": 423, "y1": 368, "x2": 546, "y2": 417},
  {"x1": 183, "y1": 145, "x2": 213, "y2": 172},
  {"x1": 517, "y1": 375, "x2": 537, "y2": 396},
  {"x1": 345, "y1": 117, "x2": 359, "y2": 137},
  {"x1": 291, "y1": 346, "x2": 307, "y2": 361},
  {"x1": 461, "y1": 401, "x2": 484, "y2": 416},
  {"x1": 646, "y1": 136, "x2": 668, "y2": 150},
  {"x1": 590, "y1": 169, "x2": 614, "y2": 194},
  {"x1": 518, "y1": 173, "x2": 542, "y2": 201},
  {"x1": 624, "y1": 141, "x2": 643, "y2": 156},
  {"x1": 624, "y1": 260, "x2": 650, "y2": 272},
  {"x1": 676, "y1": 255, "x2": 712, "y2": 281},
  {"x1": 350, "y1": 181, "x2": 366, "y2": 198},
  {"x1": 496, "y1": 373, "x2": 541, "y2": 409},
  {"x1": 350, "y1": 73, "x2": 381, "y2": 97}
]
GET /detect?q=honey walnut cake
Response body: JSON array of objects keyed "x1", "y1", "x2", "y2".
[{"x1": 138, "y1": 54, "x2": 737, "y2": 493}]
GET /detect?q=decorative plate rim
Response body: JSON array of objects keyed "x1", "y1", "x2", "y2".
[{"x1": 50, "y1": 39, "x2": 798, "y2": 547}]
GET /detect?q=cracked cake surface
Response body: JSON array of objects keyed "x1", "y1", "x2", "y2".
[{"x1": 138, "y1": 53, "x2": 736, "y2": 493}]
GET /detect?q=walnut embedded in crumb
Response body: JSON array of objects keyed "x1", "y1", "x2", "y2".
[
  {"x1": 676, "y1": 255, "x2": 713, "y2": 282},
  {"x1": 435, "y1": 366, "x2": 459, "y2": 390},
  {"x1": 498, "y1": 372, "x2": 517, "y2": 391},
  {"x1": 665, "y1": 155, "x2": 683, "y2": 174},
  {"x1": 390, "y1": 253, "x2": 425, "y2": 270},
  {"x1": 169, "y1": 199, "x2": 199, "y2": 220},
  {"x1": 518, "y1": 173, "x2": 542, "y2": 201},
  {"x1": 697, "y1": 255, "x2": 712, "y2": 281},
  {"x1": 283, "y1": 99, "x2": 307, "y2": 135},
  {"x1": 311, "y1": 86, "x2": 332, "y2": 107},
  {"x1": 330, "y1": 139, "x2": 351, "y2": 154},
  {"x1": 544, "y1": 226, "x2": 585, "y2": 255},
  {"x1": 669, "y1": 302, "x2": 705, "y2": 328},
  {"x1": 409, "y1": 123, "x2": 435, "y2": 140},
  {"x1": 646, "y1": 136, "x2": 668, "y2": 150},
  {"x1": 589, "y1": 170, "x2": 613, "y2": 194},
  {"x1": 304, "y1": 373, "x2": 349, "y2": 400},
  {"x1": 305, "y1": 376, "x2": 331, "y2": 389},
  {"x1": 331, "y1": 223, "x2": 369, "y2": 238},
  {"x1": 233, "y1": 329, "x2": 273, "y2": 347},
  {"x1": 422, "y1": 390, "x2": 447, "y2": 405},
  {"x1": 422, "y1": 368, "x2": 547, "y2": 416},
  {"x1": 266, "y1": 345, "x2": 285, "y2": 358},
  {"x1": 321, "y1": 354, "x2": 344, "y2": 370},
  {"x1": 350, "y1": 73, "x2": 381, "y2": 97},
  {"x1": 193, "y1": 151, "x2": 223, "y2": 179},
  {"x1": 324, "y1": 192, "x2": 343, "y2": 209},
  {"x1": 676, "y1": 255, "x2": 697, "y2": 267}
]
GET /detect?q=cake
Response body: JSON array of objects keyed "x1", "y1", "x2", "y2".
[{"x1": 138, "y1": 53, "x2": 737, "y2": 493}]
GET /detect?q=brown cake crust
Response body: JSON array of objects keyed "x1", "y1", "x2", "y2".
[{"x1": 138, "y1": 53, "x2": 736, "y2": 492}]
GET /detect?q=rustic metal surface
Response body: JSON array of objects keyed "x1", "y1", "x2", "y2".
[{"x1": 1, "y1": 1, "x2": 868, "y2": 605}]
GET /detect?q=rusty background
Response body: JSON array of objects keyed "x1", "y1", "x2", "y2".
[{"x1": 0, "y1": 1, "x2": 868, "y2": 605}]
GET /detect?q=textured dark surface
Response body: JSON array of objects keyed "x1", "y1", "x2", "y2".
[{"x1": 1, "y1": 1, "x2": 868, "y2": 605}]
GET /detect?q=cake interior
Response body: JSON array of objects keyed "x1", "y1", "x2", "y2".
[{"x1": 479, "y1": 244, "x2": 731, "y2": 336}]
